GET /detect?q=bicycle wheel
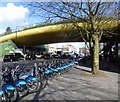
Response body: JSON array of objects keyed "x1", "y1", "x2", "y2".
[{"x1": 27, "y1": 80, "x2": 40, "y2": 92}]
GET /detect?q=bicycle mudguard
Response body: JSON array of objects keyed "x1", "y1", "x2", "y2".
[
  {"x1": 63, "y1": 66, "x2": 67, "y2": 68},
  {"x1": 57, "y1": 67, "x2": 61, "y2": 70},
  {"x1": 69, "y1": 63, "x2": 72, "y2": 65},
  {"x1": 75, "y1": 61, "x2": 78, "y2": 64},
  {"x1": 25, "y1": 76, "x2": 36, "y2": 82},
  {"x1": 51, "y1": 68, "x2": 58, "y2": 72},
  {"x1": 0, "y1": 90, "x2": 3, "y2": 96},
  {"x1": 45, "y1": 70, "x2": 53, "y2": 74},
  {"x1": 19, "y1": 73, "x2": 29, "y2": 80},
  {"x1": 65, "y1": 65, "x2": 68, "y2": 68},
  {"x1": 2, "y1": 84, "x2": 15, "y2": 91},
  {"x1": 60, "y1": 67, "x2": 64, "y2": 69},
  {"x1": 15, "y1": 80, "x2": 27, "y2": 87},
  {"x1": 67, "y1": 64, "x2": 71, "y2": 67}
]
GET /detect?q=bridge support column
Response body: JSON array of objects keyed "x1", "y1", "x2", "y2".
[
  {"x1": 23, "y1": 45, "x2": 26, "y2": 54},
  {"x1": 103, "y1": 43, "x2": 107, "y2": 62},
  {"x1": 115, "y1": 41, "x2": 118, "y2": 62}
]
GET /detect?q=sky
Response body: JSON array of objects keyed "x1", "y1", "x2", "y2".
[
  {"x1": 0, "y1": 2, "x2": 118, "y2": 48},
  {"x1": 0, "y1": 2, "x2": 27, "y2": 33},
  {"x1": 49, "y1": 42, "x2": 85, "y2": 48},
  {"x1": 0, "y1": 2, "x2": 36, "y2": 33},
  {"x1": 0, "y1": 2, "x2": 43, "y2": 33},
  {"x1": 0, "y1": 2, "x2": 86, "y2": 48},
  {"x1": 0, "y1": 2, "x2": 118, "y2": 33}
]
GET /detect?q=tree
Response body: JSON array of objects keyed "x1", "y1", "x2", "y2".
[
  {"x1": 29, "y1": 1, "x2": 119, "y2": 74},
  {"x1": 5, "y1": 26, "x2": 12, "y2": 35}
]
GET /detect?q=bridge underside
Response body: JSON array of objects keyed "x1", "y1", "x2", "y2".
[
  {"x1": 13, "y1": 32, "x2": 119, "y2": 46},
  {"x1": 13, "y1": 29, "x2": 120, "y2": 46},
  {"x1": 0, "y1": 23, "x2": 119, "y2": 46},
  {"x1": 13, "y1": 30, "x2": 83, "y2": 46}
]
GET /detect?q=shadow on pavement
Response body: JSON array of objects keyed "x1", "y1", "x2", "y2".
[
  {"x1": 29, "y1": 71, "x2": 118, "y2": 100},
  {"x1": 74, "y1": 66, "x2": 91, "y2": 73},
  {"x1": 100, "y1": 61, "x2": 120, "y2": 73},
  {"x1": 31, "y1": 78, "x2": 48, "y2": 101},
  {"x1": 16, "y1": 79, "x2": 48, "y2": 102},
  {"x1": 15, "y1": 65, "x2": 118, "y2": 100},
  {"x1": 78, "y1": 59, "x2": 120, "y2": 74}
]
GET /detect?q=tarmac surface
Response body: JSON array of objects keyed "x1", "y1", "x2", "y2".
[{"x1": 0, "y1": 58, "x2": 119, "y2": 101}]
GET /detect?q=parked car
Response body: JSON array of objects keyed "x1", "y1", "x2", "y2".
[
  {"x1": 3, "y1": 54, "x2": 11, "y2": 62},
  {"x1": 3, "y1": 54, "x2": 16, "y2": 62},
  {"x1": 52, "y1": 54, "x2": 61, "y2": 58},
  {"x1": 14, "y1": 53, "x2": 24, "y2": 61},
  {"x1": 42, "y1": 53, "x2": 53, "y2": 59},
  {"x1": 61, "y1": 52, "x2": 72, "y2": 59},
  {"x1": 35, "y1": 54, "x2": 43, "y2": 59},
  {"x1": 25, "y1": 53, "x2": 36, "y2": 60},
  {"x1": 3, "y1": 53, "x2": 25, "y2": 62}
]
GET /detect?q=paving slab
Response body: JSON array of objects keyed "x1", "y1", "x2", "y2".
[{"x1": 18, "y1": 65, "x2": 119, "y2": 101}]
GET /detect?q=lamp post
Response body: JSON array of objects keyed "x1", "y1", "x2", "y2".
[
  {"x1": 16, "y1": 26, "x2": 18, "y2": 41},
  {"x1": 14, "y1": 26, "x2": 19, "y2": 53}
]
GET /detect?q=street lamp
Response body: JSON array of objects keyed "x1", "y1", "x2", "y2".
[
  {"x1": 16, "y1": 26, "x2": 18, "y2": 40},
  {"x1": 16, "y1": 25, "x2": 26, "y2": 55},
  {"x1": 14, "y1": 26, "x2": 19, "y2": 53}
]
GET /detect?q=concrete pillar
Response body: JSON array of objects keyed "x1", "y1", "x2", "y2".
[
  {"x1": 103, "y1": 43, "x2": 106, "y2": 61},
  {"x1": 23, "y1": 45, "x2": 26, "y2": 54},
  {"x1": 115, "y1": 41, "x2": 118, "y2": 62}
]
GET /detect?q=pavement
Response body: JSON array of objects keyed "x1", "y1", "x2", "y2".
[
  {"x1": 0, "y1": 57, "x2": 2, "y2": 64},
  {"x1": 19, "y1": 65, "x2": 119, "y2": 101},
  {"x1": 0, "y1": 59, "x2": 119, "y2": 101},
  {"x1": 0, "y1": 57, "x2": 2, "y2": 61},
  {"x1": 0, "y1": 57, "x2": 3, "y2": 76}
]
